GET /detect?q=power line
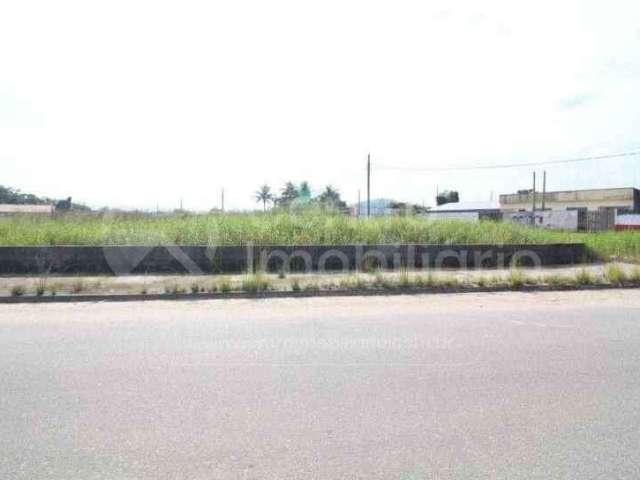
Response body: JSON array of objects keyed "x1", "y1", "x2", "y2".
[{"x1": 373, "y1": 150, "x2": 640, "y2": 172}]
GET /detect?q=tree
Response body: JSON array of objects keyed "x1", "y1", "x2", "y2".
[
  {"x1": 299, "y1": 181, "x2": 312, "y2": 202},
  {"x1": 0, "y1": 185, "x2": 49, "y2": 205},
  {"x1": 254, "y1": 185, "x2": 274, "y2": 212},
  {"x1": 317, "y1": 185, "x2": 347, "y2": 210},
  {"x1": 436, "y1": 190, "x2": 459, "y2": 206},
  {"x1": 277, "y1": 182, "x2": 299, "y2": 208},
  {"x1": 55, "y1": 197, "x2": 72, "y2": 211}
]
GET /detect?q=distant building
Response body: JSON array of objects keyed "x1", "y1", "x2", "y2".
[
  {"x1": 420, "y1": 201, "x2": 501, "y2": 222},
  {"x1": 0, "y1": 204, "x2": 55, "y2": 216},
  {"x1": 500, "y1": 187, "x2": 640, "y2": 232},
  {"x1": 351, "y1": 199, "x2": 396, "y2": 217},
  {"x1": 500, "y1": 187, "x2": 640, "y2": 213}
]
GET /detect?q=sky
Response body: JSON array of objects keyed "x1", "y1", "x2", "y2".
[{"x1": 1, "y1": 0, "x2": 640, "y2": 211}]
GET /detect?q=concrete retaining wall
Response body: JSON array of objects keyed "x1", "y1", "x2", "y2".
[
  {"x1": 0, "y1": 244, "x2": 588, "y2": 275},
  {"x1": 504, "y1": 211, "x2": 580, "y2": 231}
]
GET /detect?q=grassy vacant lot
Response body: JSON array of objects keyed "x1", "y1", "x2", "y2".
[{"x1": 0, "y1": 212, "x2": 639, "y2": 261}]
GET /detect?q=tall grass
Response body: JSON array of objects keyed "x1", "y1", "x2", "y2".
[
  {"x1": 0, "y1": 212, "x2": 639, "y2": 261},
  {"x1": 0, "y1": 212, "x2": 575, "y2": 246}
]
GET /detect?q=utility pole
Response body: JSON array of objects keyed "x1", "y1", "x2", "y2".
[
  {"x1": 357, "y1": 189, "x2": 361, "y2": 218},
  {"x1": 542, "y1": 171, "x2": 547, "y2": 211},
  {"x1": 532, "y1": 172, "x2": 536, "y2": 226},
  {"x1": 221, "y1": 188, "x2": 225, "y2": 213},
  {"x1": 366, "y1": 153, "x2": 371, "y2": 218},
  {"x1": 180, "y1": 198, "x2": 183, "y2": 211}
]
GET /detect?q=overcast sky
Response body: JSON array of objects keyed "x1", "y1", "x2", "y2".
[{"x1": 1, "y1": 0, "x2": 640, "y2": 210}]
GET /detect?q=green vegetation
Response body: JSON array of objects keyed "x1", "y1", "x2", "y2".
[
  {"x1": 1, "y1": 213, "x2": 639, "y2": 262},
  {"x1": 0, "y1": 184, "x2": 90, "y2": 211},
  {"x1": 605, "y1": 264, "x2": 627, "y2": 285},
  {"x1": 218, "y1": 278, "x2": 232, "y2": 293},
  {"x1": 241, "y1": 274, "x2": 272, "y2": 293},
  {"x1": 35, "y1": 278, "x2": 47, "y2": 296},
  {"x1": 164, "y1": 283, "x2": 186, "y2": 295},
  {"x1": 574, "y1": 268, "x2": 596, "y2": 286},
  {"x1": 3, "y1": 265, "x2": 640, "y2": 299},
  {"x1": 10, "y1": 284, "x2": 25, "y2": 297},
  {"x1": 507, "y1": 269, "x2": 527, "y2": 289}
]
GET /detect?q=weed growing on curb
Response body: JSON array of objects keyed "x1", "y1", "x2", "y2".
[
  {"x1": 219, "y1": 279, "x2": 232, "y2": 293},
  {"x1": 355, "y1": 275, "x2": 368, "y2": 290},
  {"x1": 303, "y1": 282, "x2": 320, "y2": 292},
  {"x1": 36, "y1": 278, "x2": 47, "y2": 296},
  {"x1": 507, "y1": 269, "x2": 527, "y2": 289},
  {"x1": 190, "y1": 282, "x2": 201, "y2": 294},
  {"x1": 438, "y1": 275, "x2": 460, "y2": 288},
  {"x1": 165, "y1": 283, "x2": 186, "y2": 295},
  {"x1": 398, "y1": 268, "x2": 410, "y2": 289},
  {"x1": 605, "y1": 264, "x2": 627, "y2": 285},
  {"x1": 71, "y1": 279, "x2": 85, "y2": 294},
  {"x1": 241, "y1": 274, "x2": 271, "y2": 293},
  {"x1": 10, "y1": 285, "x2": 25, "y2": 297},
  {"x1": 574, "y1": 268, "x2": 596, "y2": 286},
  {"x1": 545, "y1": 274, "x2": 570, "y2": 287},
  {"x1": 291, "y1": 279, "x2": 301, "y2": 292}
]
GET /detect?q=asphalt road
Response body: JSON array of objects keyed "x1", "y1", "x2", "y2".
[{"x1": 2, "y1": 291, "x2": 640, "y2": 479}]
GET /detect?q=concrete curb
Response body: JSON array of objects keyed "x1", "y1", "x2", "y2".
[{"x1": 1, "y1": 283, "x2": 639, "y2": 304}]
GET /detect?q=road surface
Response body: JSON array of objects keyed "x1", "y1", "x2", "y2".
[{"x1": 2, "y1": 291, "x2": 640, "y2": 479}]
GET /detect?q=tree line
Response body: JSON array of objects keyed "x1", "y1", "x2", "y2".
[
  {"x1": 254, "y1": 182, "x2": 347, "y2": 212},
  {"x1": 0, "y1": 185, "x2": 89, "y2": 211}
]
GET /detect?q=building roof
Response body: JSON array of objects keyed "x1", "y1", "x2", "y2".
[
  {"x1": 428, "y1": 200, "x2": 501, "y2": 212},
  {"x1": 0, "y1": 204, "x2": 54, "y2": 214}
]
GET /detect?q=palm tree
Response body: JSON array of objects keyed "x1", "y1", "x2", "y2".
[{"x1": 254, "y1": 185, "x2": 274, "y2": 212}]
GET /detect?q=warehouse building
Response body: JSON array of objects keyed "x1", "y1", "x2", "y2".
[
  {"x1": 500, "y1": 187, "x2": 640, "y2": 231},
  {"x1": 500, "y1": 187, "x2": 640, "y2": 213}
]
